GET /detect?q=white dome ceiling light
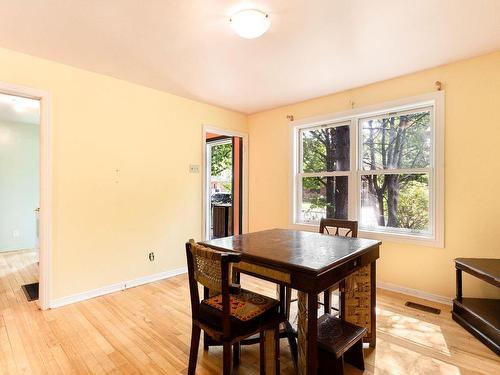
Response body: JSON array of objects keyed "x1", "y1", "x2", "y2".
[{"x1": 230, "y1": 9, "x2": 270, "y2": 39}]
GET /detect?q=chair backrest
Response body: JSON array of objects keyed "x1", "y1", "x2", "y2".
[
  {"x1": 190, "y1": 241, "x2": 225, "y2": 292},
  {"x1": 185, "y1": 240, "x2": 240, "y2": 335},
  {"x1": 319, "y1": 218, "x2": 358, "y2": 238}
]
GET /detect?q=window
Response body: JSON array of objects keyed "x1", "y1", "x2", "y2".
[
  {"x1": 298, "y1": 123, "x2": 350, "y2": 223},
  {"x1": 291, "y1": 93, "x2": 444, "y2": 247}
]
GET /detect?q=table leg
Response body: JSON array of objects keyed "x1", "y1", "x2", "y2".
[
  {"x1": 261, "y1": 327, "x2": 279, "y2": 374},
  {"x1": 297, "y1": 291, "x2": 318, "y2": 375}
]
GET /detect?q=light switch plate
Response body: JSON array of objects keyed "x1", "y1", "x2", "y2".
[{"x1": 189, "y1": 164, "x2": 200, "y2": 173}]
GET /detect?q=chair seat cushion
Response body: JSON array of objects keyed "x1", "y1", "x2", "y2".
[
  {"x1": 203, "y1": 289, "x2": 279, "y2": 321},
  {"x1": 199, "y1": 289, "x2": 281, "y2": 336}
]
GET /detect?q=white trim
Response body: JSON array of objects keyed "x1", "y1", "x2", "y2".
[
  {"x1": 378, "y1": 281, "x2": 452, "y2": 306},
  {"x1": 289, "y1": 91, "x2": 445, "y2": 248},
  {"x1": 202, "y1": 125, "x2": 249, "y2": 241},
  {"x1": 50, "y1": 267, "x2": 187, "y2": 309},
  {"x1": 358, "y1": 230, "x2": 437, "y2": 248},
  {"x1": 0, "y1": 81, "x2": 52, "y2": 310},
  {"x1": 288, "y1": 222, "x2": 442, "y2": 248}
]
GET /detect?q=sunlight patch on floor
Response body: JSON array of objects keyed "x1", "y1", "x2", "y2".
[
  {"x1": 376, "y1": 307, "x2": 451, "y2": 355},
  {"x1": 369, "y1": 339, "x2": 462, "y2": 375}
]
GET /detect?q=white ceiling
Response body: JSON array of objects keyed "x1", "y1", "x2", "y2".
[
  {"x1": 0, "y1": 0, "x2": 499, "y2": 114},
  {"x1": 0, "y1": 93, "x2": 40, "y2": 125}
]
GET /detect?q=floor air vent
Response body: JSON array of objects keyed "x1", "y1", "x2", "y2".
[
  {"x1": 21, "y1": 282, "x2": 39, "y2": 302},
  {"x1": 405, "y1": 301, "x2": 441, "y2": 314}
]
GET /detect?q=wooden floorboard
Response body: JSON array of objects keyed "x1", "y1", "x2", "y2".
[{"x1": 0, "y1": 249, "x2": 498, "y2": 374}]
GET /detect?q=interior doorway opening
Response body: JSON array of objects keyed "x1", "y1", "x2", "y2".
[
  {"x1": 203, "y1": 128, "x2": 246, "y2": 240},
  {"x1": 0, "y1": 92, "x2": 40, "y2": 302},
  {"x1": 0, "y1": 81, "x2": 50, "y2": 310}
]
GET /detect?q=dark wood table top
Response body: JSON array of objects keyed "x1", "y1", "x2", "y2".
[
  {"x1": 455, "y1": 258, "x2": 500, "y2": 287},
  {"x1": 200, "y1": 228, "x2": 381, "y2": 275}
]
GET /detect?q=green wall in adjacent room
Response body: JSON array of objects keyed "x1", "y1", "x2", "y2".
[{"x1": 0, "y1": 120, "x2": 39, "y2": 252}]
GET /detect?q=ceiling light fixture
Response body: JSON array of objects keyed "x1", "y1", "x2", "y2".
[{"x1": 230, "y1": 9, "x2": 270, "y2": 39}]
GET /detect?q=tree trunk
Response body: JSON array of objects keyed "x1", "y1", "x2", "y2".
[
  {"x1": 373, "y1": 175, "x2": 386, "y2": 227},
  {"x1": 386, "y1": 175, "x2": 399, "y2": 227},
  {"x1": 326, "y1": 176, "x2": 335, "y2": 218},
  {"x1": 334, "y1": 126, "x2": 349, "y2": 219}
]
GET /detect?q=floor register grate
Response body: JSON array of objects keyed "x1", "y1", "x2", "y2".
[
  {"x1": 405, "y1": 301, "x2": 441, "y2": 314},
  {"x1": 21, "y1": 282, "x2": 39, "y2": 302}
]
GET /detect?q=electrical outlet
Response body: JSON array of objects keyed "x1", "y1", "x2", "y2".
[
  {"x1": 148, "y1": 252, "x2": 155, "y2": 261},
  {"x1": 12, "y1": 230, "x2": 20, "y2": 238}
]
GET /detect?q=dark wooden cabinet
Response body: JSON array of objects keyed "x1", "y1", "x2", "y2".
[
  {"x1": 452, "y1": 258, "x2": 500, "y2": 355},
  {"x1": 212, "y1": 205, "x2": 233, "y2": 238}
]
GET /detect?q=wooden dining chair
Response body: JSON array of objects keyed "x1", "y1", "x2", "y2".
[
  {"x1": 319, "y1": 218, "x2": 358, "y2": 314},
  {"x1": 186, "y1": 240, "x2": 284, "y2": 375},
  {"x1": 319, "y1": 218, "x2": 358, "y2": 238}
]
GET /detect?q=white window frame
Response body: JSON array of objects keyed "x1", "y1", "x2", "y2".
[{"x1": 290, "y1": 92, "x2": 445, "y2": 248}]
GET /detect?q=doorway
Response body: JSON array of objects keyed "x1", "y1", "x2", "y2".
[
  {"x1": 0, "y1": 92, "x2": 40, "y2": 302},
  {"x1": 203, "y1": 127, "x2": 247, "y2": 240},
  {"x1": 0, "y1": 82, "x2": 50, "y2": 310}
]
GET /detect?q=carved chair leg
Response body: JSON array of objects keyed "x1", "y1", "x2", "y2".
[{"x1": 188, "y1": 323, "x2": 201, "y2": 375}]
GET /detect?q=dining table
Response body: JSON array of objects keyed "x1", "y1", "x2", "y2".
[{"x1": 200, "y1": 228, "x2": 381, "y2": 375}]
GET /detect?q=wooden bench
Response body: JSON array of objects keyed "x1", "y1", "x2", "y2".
[{"x1": 317, "y1": 314, "x2": 367, "y2": 375}]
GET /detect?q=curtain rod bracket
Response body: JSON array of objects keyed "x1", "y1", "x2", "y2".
[
  {"x1": 286, "y1": 114, "x2": 294, "y2": 121},
  {"x1": 435, "y1": 81, "x2": 442, "y2": 91}
]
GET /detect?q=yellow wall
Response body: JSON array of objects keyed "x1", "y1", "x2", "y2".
[
  {"x1": 1, "y1": 45, "x2": 498, "y2": 303},
  {"x1": 248, "y1": 51, "x2": 500, "y2": 299},
  {"x1": 0, "y1": 47, "x2": 247, "y2": 301}
]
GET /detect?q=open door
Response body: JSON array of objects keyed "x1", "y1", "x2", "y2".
[
  {"x1": 231, "y1": 136, "x2": 243, "y2": 236},
  {"x1": 204, "y1": 131, "x2": 244, "y2": 240}
]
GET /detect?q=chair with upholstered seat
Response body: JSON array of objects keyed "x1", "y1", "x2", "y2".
[{"x1": 186, "y1": 240, "x2": 284, "y2": 375}]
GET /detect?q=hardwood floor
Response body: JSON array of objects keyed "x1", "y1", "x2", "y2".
[{"x1": 0, "y1": 250, "x2": 498, "y2": 374}]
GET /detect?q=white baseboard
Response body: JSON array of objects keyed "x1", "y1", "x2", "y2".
[
  {"x1": 378, "y1": 281, "x2": 452, "y2": 305},
  {"x1": 49, "y1": 270, "x2": 452, "y2": 309},
  {"x1": 50, "y1": 267, "x2": 187, "y2": 309}
]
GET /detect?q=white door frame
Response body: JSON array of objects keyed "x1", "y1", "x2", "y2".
[
  {"x1": 0, "y1": 81, "x2": 52, "y2": 310},
  {"x1": 202, "y1": 125, "x2": 248, "y2": 241}
]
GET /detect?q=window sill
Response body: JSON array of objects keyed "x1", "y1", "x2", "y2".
[{"x1": 289, "y1": 223, "x2": 444, "y2": 248}]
